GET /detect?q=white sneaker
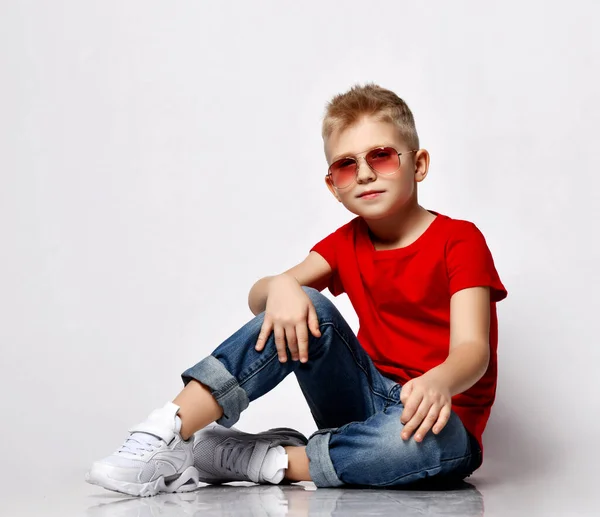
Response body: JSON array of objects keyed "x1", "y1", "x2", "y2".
[
  {"x1": 192, "y1": 424, "x2": 308, "y2": 485},
  {"x1": 85, "y1": 402, "x2": 199, "y2": 497}
]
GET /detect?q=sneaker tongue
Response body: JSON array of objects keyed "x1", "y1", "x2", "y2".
[
  {"x1": 121, "y1": 402, "x2": 183, "y2": 456},
  {"x1": 128, "y1": 402, "x2": 180, "y2": 443},
  {"x1": 135, "y1": 431, "x2": 163, "y2": 443},
  {"x1": 223, "y1": 444, "x2": 254, "y2": 476},
  {"x1": 240, "y1": 447, "x2": 253, "y2": 469},
  {"x1": 118, "y1": 432, "x2": 161, "y2": 455}
]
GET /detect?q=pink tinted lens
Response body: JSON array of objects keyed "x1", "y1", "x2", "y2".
[
  {"x1": 365, "y1": 147, "x2": 399, "y2": 173},
  {"x1": 329, "y1": 157, "x2": 357, "y2": 188}
]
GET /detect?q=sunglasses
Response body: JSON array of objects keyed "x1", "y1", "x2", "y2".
[{"x1": 327, "y1": 146, "x2": 419, "y2": 189}]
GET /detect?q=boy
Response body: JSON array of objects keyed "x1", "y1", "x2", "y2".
[{"x1": 86, "y1": 83, "x2": 507, "y2": 496}]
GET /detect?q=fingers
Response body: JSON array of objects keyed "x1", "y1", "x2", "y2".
[
  {"x1": 412, "y1": 404, "x2": 441, "y2": 442},
  {"x1": 255, "y1": 303, "x2": 322, "y2": 364},
  {"x1": 432, "y1": 405, "x2": 451, "y2": 435},
  {"x1": 285, "y1": 325, "x2": 300, "y2": 362},
  {"x1": 399, "y1": 381, "x2": 411, "y2": 406},
  {"x1": 401, "y1": 398, "x2": 428, "y2": 441},
  {"x1": 255, "y1": 317, "x2": 273, "y2": 352},
  {"x1": 400, "y1": 389, "x2": 422, "y2": 425},
  {"x1": 401, "y1": 402, "x2": 450, "y2": 442},
  {"x1": 295, "y1": 323, "x2": 309, "y2": 363},
  {"x1": 273, "y1": 324, "x2": 287, "y2": 362},
  {"x1": 307, "y1": 303, "x2": 321, "y2": 338},
  {"x1": 255, "y1": 319, "x2": 297, "y2": 363}
]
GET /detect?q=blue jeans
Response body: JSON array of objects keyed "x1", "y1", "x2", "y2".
[{"x1": 181, "y1": 287, "x2": 482, "y2": 488}]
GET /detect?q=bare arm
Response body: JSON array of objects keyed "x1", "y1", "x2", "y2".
[
  {"x1": 248, "y1": 251, "x2": 332, "y2": 316},
  {"x1": 427, "y1": 286, "x2": 491, "y2": 396},
  {"x1": 399, "y1": 286, "x2": 492, "y2": 443}
]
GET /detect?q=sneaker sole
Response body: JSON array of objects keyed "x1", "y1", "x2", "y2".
[{"x1": 85, "y1": 464, "x2": 200, "y2": 497}]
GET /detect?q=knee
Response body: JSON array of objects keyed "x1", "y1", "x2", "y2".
[
  {"x1": 301, "y1": 286, "x2": 339, "y2": 320},
  {"x1": 328, "y1": 408, "x2": 466, "y2": 487}
]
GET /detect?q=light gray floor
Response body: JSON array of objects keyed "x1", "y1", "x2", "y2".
[{"x1": 6, "y1": 472, "x2": 598, "y2": 516}]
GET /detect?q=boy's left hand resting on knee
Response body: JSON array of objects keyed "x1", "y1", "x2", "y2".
[{"x1": 399, "y1": 372, "x2": 453, "y2": 443}]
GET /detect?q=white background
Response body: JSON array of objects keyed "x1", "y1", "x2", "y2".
[{"x1": 1, "y1": 0, "x2": 599, "y2": 513}]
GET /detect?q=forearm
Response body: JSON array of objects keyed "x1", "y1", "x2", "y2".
[
  {"x1": 427, "y1": 342, "x2": 490, "y2": 397},
  {"x1": 248, "y1": 274, "x2": 298, "y2": 316},
  {"x1": 248, "y1": 276, "x2": 277, "y2": 316}
]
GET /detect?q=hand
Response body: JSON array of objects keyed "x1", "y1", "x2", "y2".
[
  {"x1": 254, "y1": 275, "x2": 321, "y2": 363},
  {"x1": 399, "y1": 372, "x2": 452, "y2": 443}
]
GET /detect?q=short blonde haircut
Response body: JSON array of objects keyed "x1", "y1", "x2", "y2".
[{"x1": 322, "y1": 83, "x2": 420, "y2": 150}]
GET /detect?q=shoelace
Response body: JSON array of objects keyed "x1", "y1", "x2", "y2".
[
  {"x1": 118, "y1": 433, "x2": 162, "y2": 456},
  {"x1": 219, "y1": 441, "x2": 254, "y2": 475}
]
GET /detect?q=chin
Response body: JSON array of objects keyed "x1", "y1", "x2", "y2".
[{"x1": 346, "y1": 204, "x2": 392, "y2": 220}]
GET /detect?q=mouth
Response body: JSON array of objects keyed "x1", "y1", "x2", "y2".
[{"x1": 357, "y1": 190, "x2": 385, "y2": 199}]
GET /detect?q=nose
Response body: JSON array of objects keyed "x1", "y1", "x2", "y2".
[{"x1": 356, "y1": 156, "x2": 377, "y2": 184}]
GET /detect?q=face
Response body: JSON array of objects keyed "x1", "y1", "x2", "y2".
[{"x1": 324, "y1": 116, "x2": 429, "y2": 220}]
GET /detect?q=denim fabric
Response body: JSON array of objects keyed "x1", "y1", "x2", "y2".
[{"x1": 181, "y1": 287, "x2": 482, "y2": 488}]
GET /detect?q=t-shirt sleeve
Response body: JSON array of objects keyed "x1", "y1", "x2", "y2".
[
  {"x1": 446, "y1": 222, "x2": 508, "y2": 303},
  {"x1": 310, "y1": 230, "x2": 345, "y2": 297}
]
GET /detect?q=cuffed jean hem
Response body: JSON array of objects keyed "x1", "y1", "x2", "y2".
[
  {"x1": 306, "y1": 431, "x2": 344, "y2": 487},
  {"x1": 181, "y1": 355, "x2": 249, "y2": 428}
]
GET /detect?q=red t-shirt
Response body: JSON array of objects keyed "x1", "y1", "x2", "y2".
[{"x1": 310, "y1": 210, "x2": 507, "y2": 458}]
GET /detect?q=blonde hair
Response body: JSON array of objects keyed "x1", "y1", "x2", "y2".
[{"x1": 322, "y1": 83, "x2": 420, "y2": 149}]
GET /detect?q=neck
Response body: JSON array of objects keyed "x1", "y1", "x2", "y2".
[{"x1": 363, "y1": 203, "x2": 434, "y2": 247}]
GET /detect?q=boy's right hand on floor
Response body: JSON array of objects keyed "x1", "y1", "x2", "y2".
[{"x1": 255, "y1": 274, "x2": 322, "y2": 363}]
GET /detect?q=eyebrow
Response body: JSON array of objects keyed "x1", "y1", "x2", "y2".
[{"x1": 329, "y1": 143, "x2": 398, "y2": 164}]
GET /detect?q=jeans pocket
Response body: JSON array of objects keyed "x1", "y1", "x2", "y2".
[{"x1": 383, "y1": 383, "x2": 402, "y2": 409}]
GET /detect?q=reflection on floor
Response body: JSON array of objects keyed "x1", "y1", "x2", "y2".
[
  {"x1": 6, "y1": 472, "x2": 599, "y2": 516},
  {"x1": 86, "y1": 481, "x2": 484, "y2": 517}
]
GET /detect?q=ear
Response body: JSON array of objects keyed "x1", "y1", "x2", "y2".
[
  {"x1": 414, "y1": 149, "x2": 430, "y2": 183},
  {"x1": 325, "y1": 176, "x2": 342, "y2": 202}
]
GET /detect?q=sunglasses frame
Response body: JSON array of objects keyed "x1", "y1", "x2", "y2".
[{"x1": 326, "y1": 146, "x2": 419, "y2": 190}]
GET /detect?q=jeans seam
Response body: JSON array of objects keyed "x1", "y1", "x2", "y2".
[
  {"x1": 234, "y1": 320, "x2": 395, "y2": 403},
  {"x1": 212, "y1": 377, "x2": 240, "y2": 398},
  {"x1": 237, "y1": 349, "x2": 281, "y2": 389},
  {"x1": 316, "y1": 320, "x2": 396, "y2": 403},
  {"x1": 376, "y1": 452, "x2": 477, "y2": 486}
]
